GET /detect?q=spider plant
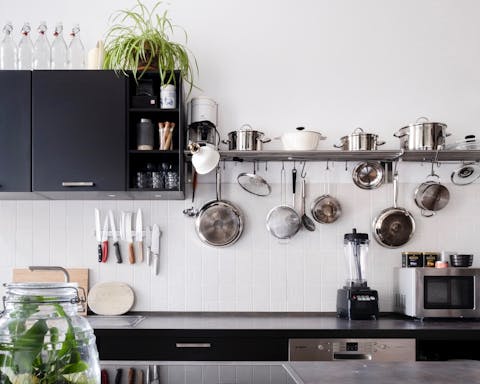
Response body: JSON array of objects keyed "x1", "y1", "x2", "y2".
[{"x1": 103, "y1": 0, "x2": 198, "y2": 94}]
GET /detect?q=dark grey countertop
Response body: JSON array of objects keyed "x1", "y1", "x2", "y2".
[
  {"x1": 88, "y1": 312, "x2": 480, "y2": 331},
  {"x1": 100, "y1": 361, "x2": 480, "y2": 384}
]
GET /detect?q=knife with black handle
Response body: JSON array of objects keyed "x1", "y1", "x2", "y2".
[
  {"x1": 109, "y1": 210, "x2": 122, "y2": 263},
  {"x1": 114, "y1": 368, "x2": 122, "y2": 384}
]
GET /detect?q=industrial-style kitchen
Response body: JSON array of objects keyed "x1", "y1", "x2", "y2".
[{"x1": 0, "y1": 0, "x2": 480, "y2": 383}]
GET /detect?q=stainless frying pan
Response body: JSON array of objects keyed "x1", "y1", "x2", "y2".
[
  {"x1": 373, "y1": 172, "x2": 415, "y2": 248},
  {"x1": 195, "y1": 168, "x2": 244, "y2": 247}
]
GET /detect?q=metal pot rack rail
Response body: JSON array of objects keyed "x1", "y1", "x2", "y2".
[{"x1": 185, "y1": 149, "x2": 480, "y2": 163}]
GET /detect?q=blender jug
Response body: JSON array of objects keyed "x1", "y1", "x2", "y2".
[{"x1": 344, "y1": 228, "x2": 369, "y2": 287}]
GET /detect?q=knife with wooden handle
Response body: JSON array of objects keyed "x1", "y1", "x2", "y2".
[
  {"x1": 135, "y1": 208, "x2": 143, "y2": 262},
  {"x1": 128, "y1": 368, "x2": 135, "y2": 384},
  {"x1": 137, "y1": 369, "x2": 144, "y2": 384},
  {"x1": 109, "y1": 210, "x2": 122, "y2": 263},
  {"x1": 126, "y1": 212, "x2": 135, "y2": 264}
]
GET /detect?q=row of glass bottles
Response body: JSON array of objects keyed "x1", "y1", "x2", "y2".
[{"x1": 0, "y1": 21, "x2": 85, "y2": 70}]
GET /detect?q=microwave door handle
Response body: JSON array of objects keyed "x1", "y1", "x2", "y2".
[{"x1": 333, "y1": 353, "x2": 373, "y2": 360}]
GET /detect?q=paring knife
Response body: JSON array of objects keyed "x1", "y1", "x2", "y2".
[
  {"x1": 109, "y1": 210, "x2": 122, "y2": 263},
  {"x1": 126, "y1": 212, "x2": 135, "y2": 264},
  {"x1": 135, "y1": 208, "x2": 143, "y2": 262},
  {"x1": 95, "y1": 208, "x2": 102, "y2": 262},
  {"x1": 146, "y1": 226, "x2": 152, "y2": 266},
  {"x1": 151, "y1": 224, "x2": 160, "y2": 275},
  {"x1": 101, "y1": 215, "x2": 109, "y2": 263},
  {"x1": 120, "y1": 211, "x2": 126, "y2": 242}
]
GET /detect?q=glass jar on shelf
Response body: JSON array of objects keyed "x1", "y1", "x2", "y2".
[
  {"x1": 33, "y1": 21, "x2": 51, "y2": 69},
  {"x1": 18, "y1": 22, "x2": 34, "y2": 70},
  {"x1": 0, "y1": 282, "x2": 100, "y2": 384},
  {"x1": 0, "y1": 22, "x2": 17, "y2": 69}
]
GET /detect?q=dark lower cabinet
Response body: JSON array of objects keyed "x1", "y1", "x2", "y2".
[
  {"x1": 0, "y1": 71, "x2": 31, "y2": 192},
  {"x1": 95, "y1": 330, "x2": 288, "y2": 361},
  {"x1": 32, "y1": 70, "x2": 127, "y2": 194}
]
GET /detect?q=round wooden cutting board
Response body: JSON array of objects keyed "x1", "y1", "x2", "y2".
[{"x1": 87, "y1": 281, "x2": 135, "y2": 315}]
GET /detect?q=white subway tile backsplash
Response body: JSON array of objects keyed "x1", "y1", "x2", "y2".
[{"x1": 1, "y1": 179, "x2": 479, "y2": 312}]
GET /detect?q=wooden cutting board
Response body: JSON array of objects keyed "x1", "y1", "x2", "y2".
[{"x1": 12, "y1": 268, "x2": 89, "y2": 316}]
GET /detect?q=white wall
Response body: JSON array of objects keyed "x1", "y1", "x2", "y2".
[{"x1": 1, "y1": 0, "x2": 480, "y2": 312}]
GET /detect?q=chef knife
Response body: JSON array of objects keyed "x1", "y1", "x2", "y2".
[
  {"x1": 146, "y1": 225, "x2": 152, "y2": 266},
  {"x1": 120, "y1": 211, "x2": 126, "y2": 241},
  {"x1": 126, "y1": 212, "x2": 135, "y2": 264},
  {"x1": 151, "y1": 224, "x2": 160, "y2": 275},
  {"x1": 109, "y1": 210, "x2": 122, "y2": 264},
  {"x1": 95, "y1": 208, "x2": 102, "y2": 262},
  {"x1": 135, "y1": 208, "x2": 143, "y2": 262},
  {"x1": 151, "y1": 365, "x2": 159, "y2": 384},
  {"x1": 101, "y1": 215, "x2": 109, "y2": 263}
]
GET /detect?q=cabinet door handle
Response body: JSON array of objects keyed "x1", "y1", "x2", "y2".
[
  {"x1": 175, "y1": 343, "x2": 211, "y2": 348},
  {"x1": 62, "y1": 182, "x2": 95, "y2": 187}
]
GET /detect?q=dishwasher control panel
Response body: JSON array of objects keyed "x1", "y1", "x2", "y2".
[{"x1": 289, "y1": 338, "x2": 415, "y2": 362}]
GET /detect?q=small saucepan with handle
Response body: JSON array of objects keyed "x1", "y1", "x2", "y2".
[{"x1": 413, "y1": 164, "x2": 450, "y2": 217}]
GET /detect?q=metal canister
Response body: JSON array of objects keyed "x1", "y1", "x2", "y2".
[
  {"x1": 402, "y1": 252, "x2": 423, "y2": 267},
  {"x1": 136, "y1": 118, "x2": 154, "y2": 150}
]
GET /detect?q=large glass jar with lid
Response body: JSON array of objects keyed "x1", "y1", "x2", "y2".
[{"x1": 0, "y1": 282, "x2": 100, "y2": 384}]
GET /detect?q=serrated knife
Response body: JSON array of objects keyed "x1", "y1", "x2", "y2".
[
  {"x1": 95, "y1": 208, "x2": 102, "y2": 263},
  {"x1": 126, "y1": 212, "x2": 135, "y2": 264},
  {"x1": 151, "y1": 224, "x2": 160, "y2": 275},
  {"x1": 135, "y1": 208, "x2": 143, "y2": 262},
  {"x1": 109, "y1": 210, "x2": 122, "y2": 264},
  {"x1": 101, "y1": 215, "x2": 109, "y2": 263}
]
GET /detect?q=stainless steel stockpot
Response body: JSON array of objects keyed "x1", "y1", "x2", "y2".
[
  {"x1": 394, "y1": 117, "x2": 450, "y2": 150},
  {"x1": 223, "y1": 124, "x2": 270, "y2": 151},
  {"x1": 334, "y1": 127, "x2": 385, "y2": 151}
]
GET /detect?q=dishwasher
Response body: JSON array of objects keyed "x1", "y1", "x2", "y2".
[{"x1": 289, "y1": 339, "x2": 416, "y2": 362}]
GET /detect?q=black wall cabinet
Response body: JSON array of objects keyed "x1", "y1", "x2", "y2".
[
  {"x1": 32, "y1": 70, "x2": 127, "y2": 196},
  {"x1": 0, "y1": 71, "x2": 32, "y2": 194}
]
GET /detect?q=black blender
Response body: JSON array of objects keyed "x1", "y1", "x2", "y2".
[{"x1": 336, "y1": 228, "x2": 379, "y2": 320}]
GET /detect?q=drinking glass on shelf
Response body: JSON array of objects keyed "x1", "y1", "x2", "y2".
[
  {"x1": 0, "y1": 22, "x2": 17, "y2": 69},
  {"x1": 152, "y1": 171, "x2": 163, "y2": 189},
  {"x1": 51, "y1": 22, "x2": 67, "y2": 69},
  {"x1": 18, "y1": 22, "x2": 33, "y2": 69},
  {"x1": 136, "y1": 172, "x2": 149, "y2": 189},
  {"x1": 165, "y1": 171, "x2": 178, "y2": 190},
  {"x1": 33, "y1": 21, "x2": 51, "y2": 69}
]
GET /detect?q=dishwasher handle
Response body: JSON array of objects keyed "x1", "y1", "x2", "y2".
[{"x1": 333, "y1": 353, "x2": 372, "y2": 360}]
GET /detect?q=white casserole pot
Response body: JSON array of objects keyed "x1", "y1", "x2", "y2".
[{"x1": 278, "y1": 127, "x2": 327, "y2": 150}]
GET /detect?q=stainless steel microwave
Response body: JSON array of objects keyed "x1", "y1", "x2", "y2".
[{"x1": 394, "y1": 267, "x2": 480, "y2": 319}]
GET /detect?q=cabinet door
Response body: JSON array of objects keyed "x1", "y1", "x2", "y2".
[
  {"x1": 0, "y1": 71, "x2": 31, "y2": 192},
  {"x1": 32, "y1": 70, "x2": 126, "y2": 191}
]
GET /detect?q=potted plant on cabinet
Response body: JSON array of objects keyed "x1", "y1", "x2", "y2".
[{"x1": 103, "y1": 0, "x2": 198, "y2": 94}]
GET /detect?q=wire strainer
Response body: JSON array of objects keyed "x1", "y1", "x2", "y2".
[
  {"x1": 237, "y1": 162, "x2": 271, "y2": 196},
  {"x1": 266, "y1": 162, "x2": 301, "y2": 239}
]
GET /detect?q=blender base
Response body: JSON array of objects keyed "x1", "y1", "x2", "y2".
[{"x1": 336, "y1": 286, "x2": 379, "y2": 320}]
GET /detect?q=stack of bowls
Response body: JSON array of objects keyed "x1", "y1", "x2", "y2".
[{"x1": 450, "y1": 254, "x2": 473, "y2": 267}]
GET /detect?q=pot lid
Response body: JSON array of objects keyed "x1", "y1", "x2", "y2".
[
  {"x1": 289, "y1": 126, "x2": 325, "y2": 135},
  {"x1": 400, "y1": 116, "x2": 447, "y2": 130},
  {"x1": 451, "y1": 162, "x2": 480, "y2": 185},
  {"x1": 445, "y1": 135, "x2": 480, "y2": 150}
]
